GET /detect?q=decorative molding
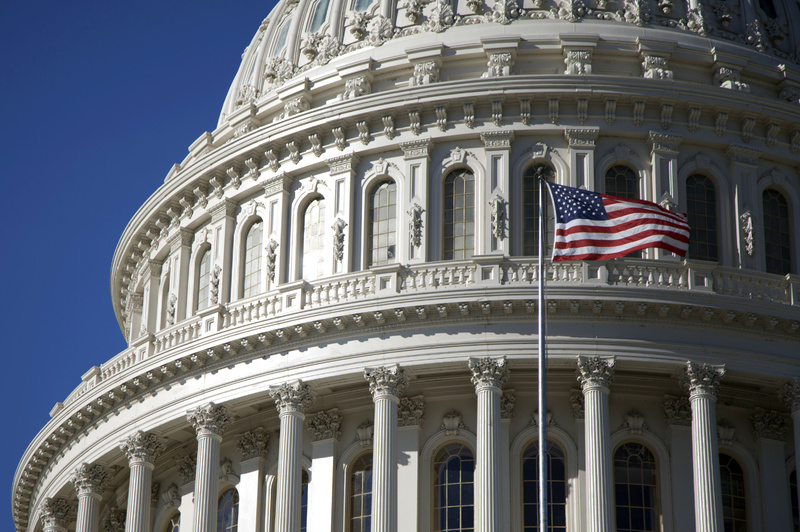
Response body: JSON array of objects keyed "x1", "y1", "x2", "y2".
[
  {"x1": 781, "y1": 377, "x2": 800, "y2": 413},
  {"x1": 308, "y1": 408, "x2": 343, "y2": 441},
  {"x1": 408, "y1": 203, "x2": 424, "y2": 247},
  {"x1": 570, "y1": 389, "x2": 585, "y2": 419},
  {"x1": 339, "y1": 76, "x2": 371, "y2": 100},
  {"x1": 266, "y1": 239, "x2": 279, "y2": 282},
  {"x1": 40, "y1": 498, "x2": 71, "y2": 530},
  {"x1": 717, "y1": 419, "x2": 736, "y2": 445},
  {"x1": 364, "y1": 364, "x2": 408, "y2": 397},
  {"x1": 356, "y1": 420, "x2": 374, "y2": 447},
  {"x1": 411, "y1": 61, "x2": 440, "y2": 85},
  {"x1": 480, "y1": 131, "x2": 514, "y2": 148},
  {"x1": 119, "y1": 431, "x2": 166, "y2": 465},
  {"x1": 236, "y1": 428, "x2": 270, "y2": 460},
  {"x1": 648, "y1": 132, "x2": 682, "y2": 154},
  {"x1": 500, "y1": 389, "x2": 515, "y2": 420},
  {"x1": 399, "y1": 395, "x2": 425, "y2": 426},
  {"x1": 485, "y1": 52, "x2": 513, "y2": 77},
  {"x1": 468, "y1": 356, "x2": 509, "y2": 389},
  {"x1": 177, "y1": 453, "x2": 197, "y2": 484},
  {"x1": 269, "y1": 380, "x2": 315, "y2": 414},
  {"x1": 642, "y1": 54, "x2": 672, "y2": 79},
  {"x1": 326, "y1": 153, "x2": 359, "y2": 175},
  {"x1": 683, "y1": 361, "x2": 725, "y2": 396},
  {"x1": 663, "y1": 394, "x2": 691, "y2": 426},
  {"x1": 576, "y1": 355, "x2": 615, "y2": 390},
  {"x1": 71, "y1": 463, "x2": 113, "y2": 495},
  {"x1": 564, "y1": 50, "x2": 592, "y2": 75},
  {"x1": 489, "y1": 195, "x2": 507, "y2": 240},
  {"x1": 102, "y1": 507, "x2": 126, "y2": 532},
  {"x1": 739, "y1": 210, "x2": 754, "y2": 256},
  {"x1": 751, "y1": 407, "x2": 788, "y2": 441},
  {"x1": 530, "y1": 409, "x2": 556, "y2": 426},
  {"x1": 400, "y1": 138, "x2": 433, "y2": 158},
  {"x1": 332, "y1": 218, "x2": 347, "y2": 262},
  {"x1": 725, "y1": 145, "x2": 761, "y2": 166},
  {"x1": 564, "y1": 128, "x2": 599, "y2": 147},
  {"x1": 623, "y1": 409, "x2": 647, "y2": 434},
  {"x1": 187, "y1": 402, "x2": 234, "y2": 437},
  {"x1": 441, "y1": 409, "x2": 466, "y2": 435}
]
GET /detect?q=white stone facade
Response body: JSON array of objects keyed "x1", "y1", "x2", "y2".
[{"x1": 12, "y1": 0, "x2": 800, "y2": 531}]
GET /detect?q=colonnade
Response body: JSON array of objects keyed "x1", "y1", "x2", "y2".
[{"x1": 40, "y1": 359, "x2": 799, "y2": 532}]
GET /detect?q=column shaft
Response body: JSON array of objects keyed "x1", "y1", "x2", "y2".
[
  {"x1": 276, "y1": 410, "x2": 304, "y2": 532},
  {"x1": 372, "y1": 394, "x2": 399, "y2": 532},
  {"x1": 76, "y1": 493, "x2": 101, "y2": 532},
  {"x1": 193, "y1": 432, "x2": 222, "y2": 532},
  {"x1": 584, "y1": 386, "x2": 613, "y2": 532},
  {"x1": 126, "y1": 461, "x2": 154, "y2": 532},
  {"x1": 475, "y1": 385, "x2": 502, "y2": 532},
  {"x1": 690, "y1": 392, "x2": 723, "y2": 532},
  {"x1": 794, "y1": 410, "x2": 800, "y2": 524}
]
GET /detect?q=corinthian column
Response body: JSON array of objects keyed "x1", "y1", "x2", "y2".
[
  {"x1": 40, "y1": 497, "x2": 71, "y2": 532},
  {"x1": 187, "y1": 403, "x2": 234, "y2": 532},
  {"x1": 270, "y1": 380, "x2": 315, "y2": 532},
  {"x1": 577, "y1": 355, "x2": 615, "y2": 532},
  {"x1": 683, "y1": 361, "x2": 726, "y2": 532},
  {"x1": 782, "y1": 377, "x2": 800, "y2": 526},
  {"x1": 119, "y1": 431, "x2": 166, "y2": 532},
  {"x1": 467, "y1": 356, "x2": 508, "y2": 532},
  {"x1": 364, "y1": 365, "x2": 408, "y2": 532},
  {"x1": 71, "y1": 463, "x2": 113, "y2": 532}
]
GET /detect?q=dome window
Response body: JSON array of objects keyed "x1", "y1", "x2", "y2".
[
  {"x1": 309, "y1": 0, "x2": 331, "y2": 32},
  {"x1": 353, "y1": 0, "x2": 374, "y2": 12}
]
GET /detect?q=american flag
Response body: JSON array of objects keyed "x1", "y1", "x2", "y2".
[{"x1": 546, "y1": 182, "x2": 690, "y2": 261}]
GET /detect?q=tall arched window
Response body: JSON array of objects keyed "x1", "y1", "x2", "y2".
[
  {"x1": 301, "y1": 469, "x2": 310, "y2": 532},
  {"x1": 443, "y1": 169, "x2": 475, "y2": 260},
  {"x1": 720, "y1": 453, "x2": 747, "y2": 531},
  {"x1": 354, "y1": 0, "x2": 374, "y2": 11},
  {"x1": 350, "y1": 453, "x2": 373, "y2": 532},
  {"x1": 522, "y1": 163, "x2": 556, "y2": 257},
  {"x1": 301, "y1": 198, "x2": 326, "y2": 280},
  {"x1": 433, "y1": 443, "x2": 475, "y2": 531},
  {"x1": 614, "y1": 442, "x2": 659, "y2": 532},
  {"x1": 790, "y1": 468, "x2": 799, "y2": 531},
  {"x1": 605, "y1": 165, "x2": 641, "y2": 257},
  {"x1": 217, "y1": 488, "x2": 239, "y2": 532},
  {"x1": 197, "y1": 249, "x2": 211, "y2": 311},
  {"x1": 308, "y1": 0, "x2": 331, "y2": 32},
  {"x1": 762, "y1": 188, "x2": 793, "y2": 275},
  {"x1": 272, "y1": 20, "x2": 292, "y2": 57},
  {"x1": 165, "y1": 512, "x2": 180, "y2": 532},
  {"x1": 243, "y1": 221, "x2": 262, "y2": 297},
  {"x1": 521, "y1": 440, "x2": 567, "y2": 531},
  {"x1": 685, "y1": 174, "x2": 718, "y2": 262},
  {"x1": 368, "y1": 180, "x2": 397, "y2": 267}
]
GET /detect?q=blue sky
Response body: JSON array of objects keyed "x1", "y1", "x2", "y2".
[{"x1": 1, "y1": 1, "x2": 275, "y2": 527}]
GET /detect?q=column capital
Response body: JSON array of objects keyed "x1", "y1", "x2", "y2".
[
  {"x1": 468, "y1": 356, "x2": 508, "y2": 391},
  {"x1": 269, "y1": 380, "x2": 315, "y2": 414},
  {"x1": 780, "y1": 377, "x2": 800, "y2": 414},
  {"x1": 71, "y1": 463, "x2": 113, "y2": 496},
  {"x1": 236, "y1": 428, "x2": 270, "y2": 460},
  {"x1": 576, "y1": 355, "x2": 615, "y2": 391},
  {"x1": 119, "y1": 430, "x2": 166, "y2": 465},
  {"x1": 308, "y1": 408, "x2": 343, "y2": 442},
  {"x1": 187, "y1": 402, "x2": 234, "y2": 437},
  {"x1": 364, "y1": 364, "x2": 408, "y2": 399},
  {"x1": 40, "y1": 498, "x2": 71, "y2": 530},
  {"x1": 751, "y1": 407, "x2": 789, "y2": 441},
  {"x1": 682, "y1": 361, "x2": 725, "y2": 397}
]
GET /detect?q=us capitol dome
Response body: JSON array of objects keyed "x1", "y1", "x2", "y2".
[{"x1": 12, "y1": 0, "x2": 800, "y2": 530}]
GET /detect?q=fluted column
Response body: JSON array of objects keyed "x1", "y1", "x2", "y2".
[
  {"x1": 683, "y1": 361, "x2": 726, "y2": 532},
  {"x1": 364, "y1": 365, "x2": 408, "y2": 532},
  {"x1": 187, "y1": 403, "x2": 234, "y2": 532},
  {"x1": 40, "y1": 498, "x2": 71, "y2": 532},
  {"x1": 270, "y1": 380, "x2": 315, "y2": 532},
  {"x1": 783, "y1": 377, "x2": 800, "y2": 525},
  {"x1": 119, "y1": 431, "x2": 166, "y2": 532},
  {"x1": 577, "y1": 356, "x2": 615, "y2": 532},
  {"x1": 71, "y1": 463, "x2": 113, "y2": 532},
  {"x1": 468, "y1": 356, "x2": 508, "y2": 532}
]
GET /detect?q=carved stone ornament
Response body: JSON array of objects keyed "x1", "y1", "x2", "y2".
[
  {"x1": 119, "y1": 430, "x2": 166, "y2": 465},
  {"x1": 356, "y1": 420, "x2": 374, "y2": 447},
  {"x1": 781, "y1": 377, "x2": 800, "y2": 413},
  {"x1": 151, "y1": 481, "x2": 160, "y2": 508},
  {"x1": 468, "y1": 356, "x2": 509, "y2": 390},
  {"x1": 187, "y1": 402, "x2": 234, "y2": 437},
  {"x1": 408, "y1": 203, "x2": 424, "y2": 247},
  {"x1": 40, "y1": 498, "x2": 71, "y2": 530},
  {"x1": 220, "y1": 457, "x2": 238, "y2": 483},
  {"x1": 530, "y1": 409, "x2": 556, "y2": 426},
  {"x1": 642, "y1": 55, "x2": 672, "y2": 79},
  {"x1": 500, "y1": 389, "x2": 515, "y2": 420},
  {"x1": 752, "y1": 407, "x2": 788, "y2": 441},
  {"x1": 624, "y1": 409, "x2": 647, "y2": 434},
  {"x1": 269, "y1": 380, "x2": 315, "y2": 414},
  {"x1": 71, "y1": 463, "x2": 113, "y2": 495},
  {"x1": 489, "y1": 195, "x2": 507, "y2": 240},
  {"x1": 103, "y1": 507, "x2": 126, "y2": 532},
  {"x1": 570, "y1": 389, "x2": 585, "y2": 419},
  {"x1": 426, "y1": 0, "x2": 454, "y2": 32},
  {"x1": 399, "y1": 396, "x2": 425, "y2": 426},
  {"x1": 366, "y1": 14, "x2": 395, "y2": 46},
  {"x1": 441, "y1": 409, "x2": 466, "y2": 435},
  {"x1": 263, "y1": 57, "x2": 295, "y2": 88},
  {"x1": 576, "y1": 355, "x2": 616, "y2": 390},
  {"x1": 484, "y1": 52, "x2": 513, "y2": 77},
  {"x1": 364, "y1": 364, "x2": 408, "y2": 398},
  {"x1": 663, "y1": 394, "x2": 691, "y2": 426},
  {"x1": 166, "y1": 293, "x2": 177, "y2": 326},
  {"x1": 332, "y1": 218, "x2": 347, "y2": 262},
  {"x1": 715, "y1": 67, "x2": 750, "y2": 92},
  {"x1": 683, "y1": 361, "x2": 725, "y2": 396},
  {"x1": 411, "y1": 61, "x2": 439, "y2": 86},
  {"x1": 339, "y1": 76, "x2": 371, "y2": 101},
  {"x1": 564, "y1": 50, "x2": 591, "y2": 75},
  {"x1": 554, "y1": 0, "x2": 588, "y2": 21},
  {"x1": 177, "y1": 453, "x2": 197, "y2": 484},
  {"x1": 490, "y1": 0, "x2": 520, "y2": 24},
  {"x1": 308, "y1": 408, "x2": 343, "y2": 441},
  {"x1": 739, "y1": 210, "x2": 754, "y2": 256},
  {"x1": 717, "y1": 420, "x2": 736, "y2": 445},
  {"x1": 163, "y1": 483, "x2": 180, "y2": 508},
  {"x1": 236, "y1": 428, "x2": 270, "y2": 460}
]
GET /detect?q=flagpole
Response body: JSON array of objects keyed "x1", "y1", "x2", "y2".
[{"x1": 537, "y1": 169, "x2": 548, "y2": 532}]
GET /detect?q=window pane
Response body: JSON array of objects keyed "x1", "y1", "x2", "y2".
[
  {"x1": 443, "y1": 169, "x2": 475, "y2": 260},
  {"x1": 686, "y1": 175, "x2": 719, "y2": 262},
  {"x1": 368, "y1": 181, "x2": 397, "y2": 267},
  {"x1": 522, "y1": 164, "x2": 556, "y2": 257},
  {"x1": 522, "y1": 440, "x2": 567, "y2": 532},
  {"x1": 217, "y1": 488, "x2": 239, "y2": 532},
  {"x1": 605, "y1": 165, "x2": 641, "y2": 258},
  {"x1": 613, "y1": 443, "x2": 658, "y2": 532},
  {"x1": 243, "y1": 221, "x2": 262, "y2": 297},
  {"x1": 433, "y1": 443, "x2": 475, "y2": 531},
  {"x1": 763, "y1": 189, "x2": 793, "y2": 275},
  {"x1": 197, "y1": 249, "x2": 211, "y2": 311},
  {"x1": 351, "y1": 454, "x2": 373, "y2": 532},
  {"x1": 301, "y1": 198, "x2": 326, "y2": 280},
  {"x1": 309, "y1": 0, "x2": 330, "y2": 32},
  {"x1": 720, "y1": 453, "x2": 748, "y2": 531}
]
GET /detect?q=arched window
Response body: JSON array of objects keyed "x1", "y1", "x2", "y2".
[
  {"x1": 354, "y1": 0, "x2": 374, "y2": 11},
  {"x1": 309, "y1": 0, "x2": 331, "y2": 32},
  {"x1": 197, "y1": 249, "x2": 211, "y2": 311},
  {"x1": 614, "y1": 443, "x2": 659, "y2": 532},
  {"x1": 443, "y1": 169, "x2": 475, "y2": 260},
  {"x1": 685, "y1": 174, "x2": 718, "y2": 262},
  {"x1": 433, "y1": 443, "x2": 475, "y2": 531},
  {"x1": 790, "y1": 468, "x2": 799, "y2": 531},
  {"x1": 165, "y1": 512, "x2": 180, "y2": 532},
  {"x1": 719, "y1": 453, "x2": 747, "y2": 531},
  {"x1": 522, "y1": 163, "x2": 556, "y2": 257},
  {"x1": 521, "y1": 440, "x2": 567, "y2": 532},
  {"x1": 762, "y1": 188, "x2": 793, "y2": 275},
  {"x1": 272, "y1": 20, "x2": 292, "y2": 57},
  {"x1": 605, "y1": 165, "x2": 640, "y2": 258},
  {"x1": 217, "y1": 488, "x2": 239, "y2": 532},
  {"x1": 243, "y1": 221, "x2": 263, "y2": 297},
  {"x1": 350, "y1": 453, "x2": 373, "y2": 532},
  {"x1": 367, "y1": 180, "x2": 397, "y2": 267},
  {"x1": 301, "y1": 198, "x2": 326, "y2": 280},
  {"x1": 301, "y1": 469, "x2": 310, "y2": 532}
]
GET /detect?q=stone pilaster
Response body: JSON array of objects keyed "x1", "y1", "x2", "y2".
[
  {"x1": 663, "y1": 395, "x2": 695, "y2": 531},
  {"x1": 119, "y1": 431, "x2": 165, "y2": 532},
  {"x1": 270, "y1": 380, "x2": 315, "y2": 532},
  {"x1": 364, "y1": 365, "x2": 408, "y2": 532},
  {"x1": 237, "y1": 429, "x2": 270, "y2": 532},
  {"x1": 40, "y1": 498, "x2": 71, "y2": 532},
  {"x1": 577, "y1": 355, "x2": 615, "y2": 532},
  {"x1": 307, "y1": 410, "x2": 343, "y2": 532},
  {"x1": 683, "y1": 361, "x2": 726, "y2": 532},
  {"x1": 782, "y1": 377, "x2": 800, "y2": 528},
  {"x1": 71, "y1": 463, "x2": 113, "y2": 532},
  {"x1": 188, "y1": 403, "x2": 234, "y2": 532}
]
